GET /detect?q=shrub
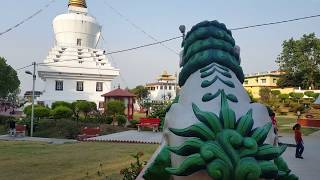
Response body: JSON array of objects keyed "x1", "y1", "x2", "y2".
[
  {"x1": 304, "y1": 91, "x2": 314, "y2": 98},
  {"x1": 128, "y1": 119, "x2": 139, "y2": 128},
  {"x1": 271, "y1": 90, "x2": 281, "y2": 97},
  {"x1": 56, "y1": 119, "x2": 81, "y2": 139},
  {"x1": 246, "y1": 89, "x2": 256, "y2": 102},
  {"x1": 51, "y1": 106, "x2": 73, "y2": 119},
  {"x1": 34, "y1": 106, "x2": 51, "y2": 119},
  {"x1": 116, "y1": 115, "x2": 127, "y2": 127},
  {"x1": 289, "y1": 92, "x2": 304, "y2": 103},
  {"x1": 24, "y1": 105, "x2": 50, "y2": 119},
  {"x1": 289, "y1": 102, "x2": 305, "y2": 113},
  {"x1": 279, "y1": 94, "x2": 290, "y2": 103},
  {"x1": 23, "y1": 104, "x2": 43, "y2": 117},
  {"x1": 75, "y1": 100, "x2": 97, "y2": 120},
  {"x1": 105, "y1": 116, "x2": 113, "y2": 124},
  {"x1": 51, "y1": 101, "x2": 72, "y2": 109},
  {"x1": 106, "y1": 100, "x2": 125, "y2": 116},
  {"x1": 120, "y1": 152, "x2": 146, "y2": 180},
  {"x1": 312, "y1": 93, "x2": 320, "y2": 99},
  {"x1": 259, "y1": 87, "x2": 271, "y2": 103}
]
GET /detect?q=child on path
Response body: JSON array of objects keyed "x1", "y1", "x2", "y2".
[{"x1": 293, "y1": 123, "x2": 304, "y2": 159}]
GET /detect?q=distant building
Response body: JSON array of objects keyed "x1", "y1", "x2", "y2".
[
  {"x1": 243, "y1": 70, "x2": 320, "y2": 98},
  {"x1": 37, "y1": 0, "x2": 119, "y2": 107},
  {"x1": 145, "y1": 71, "x2": 178, "y2": 102},
  {"x1": 243, "y1": 71, "x2": 282, "y2": 98},
  {"x1": 24, "y1": 91, "x2": 43, "y2": 103}
]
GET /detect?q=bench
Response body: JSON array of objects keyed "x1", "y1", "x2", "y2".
[
  {"x1": 137, "y1": 118, "x2": 161, "y2": 132},
  {"x1": 15, "y1": 124, "x2": 26, "y2": 137},
  {"x1": 77, "y1": 127, "x2": 100, "y2": 141},
  {"x1": 298, "y1": 118, "x2": 320, "y2": 128}
]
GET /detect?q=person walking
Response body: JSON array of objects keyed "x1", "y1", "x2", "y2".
[
  {"x1": 293, "y1": 123, "x2": 304, "y2": 159},
  {"x1": 8, "y1": 119, "x2": 16, "y2": 137}
]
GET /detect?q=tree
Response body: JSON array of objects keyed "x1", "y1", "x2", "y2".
[
  {"x1": 71, "y1": 101, "x2": 80, "y2": 121},
  {"x1": 130, "y1": 85, "x2": 150, "y2": 108},
  {"x1": 23, "y1": 105, "x2": 50, "y2": 119},
  {"x1": 76, "y1": 100, "x2": 96, "y2": 120},
  {"x1": 304, "y1": 91, "x2": 315, "y2": 98},
  {"x1": 259, "y1": 87, "x2": 271, "y2": 103},
  {"x1": 289, "y1": 92, "x2": 304, "y2": 103},
  {"x1": 51, "y1": 106, "x2": 73, "y2": 119},
  {"x1": 34, "y1": 106, "x2": 51, "y2": 119},
  {"x1": 279, "y1": 94, "x2": 290, "y2": 103},
  {"x1": 106, "y1": 100, "x2": 125, "y2": 125},
  {"x1": 271, "y1": 90, "x2": 281, "y2": 97},
  {"x1": 51, "y1": 101, "x2": 72, "y2": 109},
  {"x1": 106, "y1": 100, "x2": 125, "y2": 116},
  {"x1": 0, "y1": 57, "x2": 20, "y2": 99},
  {"x1": 245, "y1": 89, "x2": 255, "y2": 102},
  {"x1": 276, "y1": 33, "x2": 320, "y2": 89}
]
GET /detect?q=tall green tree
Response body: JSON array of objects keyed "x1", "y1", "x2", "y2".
[
  {"x1": 276, "y1": 33, "x2": 320, "y2": 89},
  {"x1": 130, "y1": 85, "x2": 150, "y2": 108},
  {"x1": 0, "y1": 57, "x2": 20, "y2": 99}
]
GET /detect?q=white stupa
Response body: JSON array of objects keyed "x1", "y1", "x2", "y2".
[{"x1": 38, "y1": 0, "x2": 119, "y2": 108}]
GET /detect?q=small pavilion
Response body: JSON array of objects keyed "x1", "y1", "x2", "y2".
[{"x1": 101, "y1": 87, "x2": 136, "y2": 120}]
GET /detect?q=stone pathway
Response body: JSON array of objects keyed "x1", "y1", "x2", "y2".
[
  {"x1": 280, "y1": 135, "x2": 320, "y2": 180},
  {"x1": 0, "y1": 135, "x2": 77, "y2": 144},
  {"x1": 87, "y1": 130, "x2": 162, "y2": 144}
]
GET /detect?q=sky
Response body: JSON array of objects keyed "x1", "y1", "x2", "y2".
[{"x1": 1, "y1": 0, "x2": 320, "y2": 94}]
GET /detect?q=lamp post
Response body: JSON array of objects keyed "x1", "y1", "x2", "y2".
[
  {"x1": 25, "y1": 62, "x2": 36, "y2": 137},
  {"x1": 179, "y1": 25, "x2": 186, "y2": 40}
]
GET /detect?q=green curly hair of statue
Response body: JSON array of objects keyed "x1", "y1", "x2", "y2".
[
  {"x1": 179, "y1": 20, "x2": 244, "y2": 87},
  {"x1": 165, "y1": 90, "x2": 298, "y2": 180}
]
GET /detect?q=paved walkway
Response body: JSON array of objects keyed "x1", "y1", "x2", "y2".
[
  {"x1": 87, "y1": 130, "x2": 162, "y2": 144},
  {"x1": 0, "y1": 135, "x2": 77, "y2": 144},
  {"x1": 280, "y1": 135, "x2": 320, "y2": 180}
]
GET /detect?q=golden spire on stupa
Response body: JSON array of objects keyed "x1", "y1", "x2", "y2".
[{"x1": 68, "y1": 0, "x2": 87, "y2": 8}]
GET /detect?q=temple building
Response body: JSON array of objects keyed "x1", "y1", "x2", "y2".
[
  {"x1": 145, "y1": 71, "x2": 178, "y2": 102},
  {"x1": 37, "y1": 0, "x2": 119, "y2": 107}
]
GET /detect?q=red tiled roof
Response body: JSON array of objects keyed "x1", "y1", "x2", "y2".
[{"x1": 101, "y1": 88, "x2": 136, "y2": 97}]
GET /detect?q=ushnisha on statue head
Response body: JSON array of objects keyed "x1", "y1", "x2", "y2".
[{"x1": 179, "y1": 20, "x2": 244, "y2": 87}]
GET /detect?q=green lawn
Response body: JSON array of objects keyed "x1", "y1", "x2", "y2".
[
  {"x1": 0, "y1": 141, "x2": 158, "y2": 180},
  {"x1": 276, "y1": 115, "x2": 320, "y2": 135}
]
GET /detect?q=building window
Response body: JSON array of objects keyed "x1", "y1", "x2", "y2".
[
  {"x1": 96, "y1": 82, "x2": 103, "y2": 92},
  {"x1": 77, "y1": 38, "x2": 82, "y2": 46},
  {"x1": 160, "y1": 86, "x2": 163, "y2": 90},
  {"x1": 55, "y1": 80, "x2": 63, "y2": 91},
  {"x1": 273, "y1": 79, "x2": 277, "y2": 83},
  {"x1": 169, "y1": 86, "x2": 172, "y2": 90},
  {"x1": 244, "y1": 80, "x2": 248, "y2": 85},
  {"x1": 77, "y1": 81, "x2": 84, "y2": 91},
  {"x1": 261, "y1": 79, "x2": 266, "y2": 84},
  {"x1": 99, "y1": 101, "x2": 104, "y2": 108},
  {"x1": 164, "y1": 85, "x2": 167, "y2": 90}
]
